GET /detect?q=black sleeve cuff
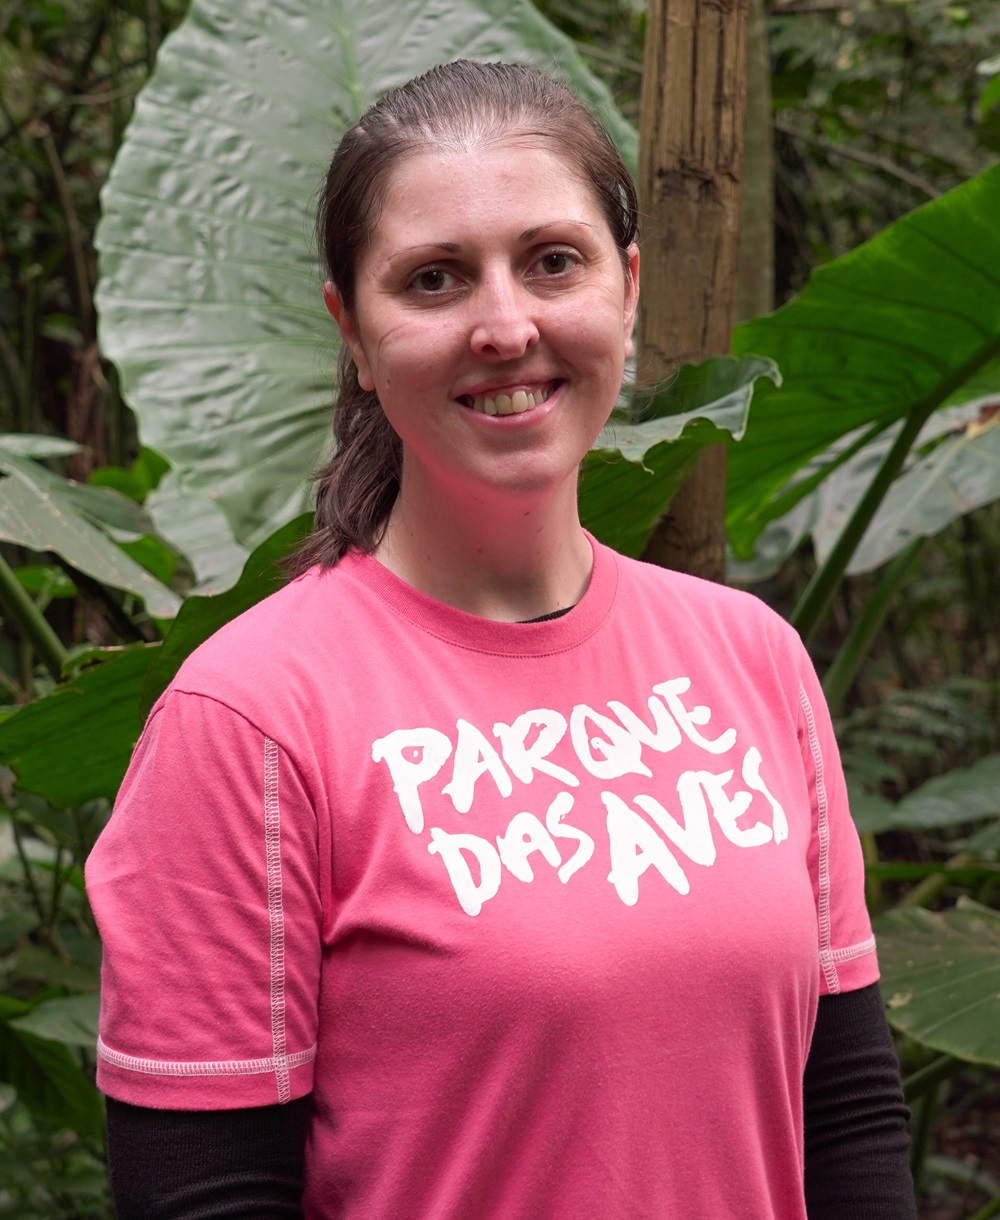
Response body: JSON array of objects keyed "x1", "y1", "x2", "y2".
[
  {"x1": 105, "y1": 1093, "x2": 311, "y2": 1219},
  {"x1": 804, "y1": 982, "x2": 917, "y2": 1220}
]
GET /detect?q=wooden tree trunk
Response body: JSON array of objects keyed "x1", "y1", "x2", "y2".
[
  {"x1": 638, "y1": 0, "x2": 752, "y2": 582},
  {"x1": 735, "y1": 0, "x2": 774, "y2": 327}
]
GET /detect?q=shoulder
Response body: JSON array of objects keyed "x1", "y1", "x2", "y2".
[
  {"x1": 602, "y1": 545, "x2": 813, "y2": 691},
  {"x1": 611, "y1": 546, "x2": 798, "y2": 638},
  {"x1": 162, "y1": 561, "x2": 364, "y2": 725}
]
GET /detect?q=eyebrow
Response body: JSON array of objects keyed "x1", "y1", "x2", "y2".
[
  {"x1": 386, "y1": 220, "x2": 597, "y2": 264},
  {"x1": 387, "y1": 242, "x2": 460, "y2": 266},
  {"x1": 519, "y1": 220, "x2": 596, "y2": 241}
]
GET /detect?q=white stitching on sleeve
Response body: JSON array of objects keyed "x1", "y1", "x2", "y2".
[
  {"x1": 264, "y1": 735, "x2": 290, "y2": 1103},
  {"x1": 832, "y1": 936, "x2": 877, "y2": 964},
  {"x1": 97, "y1": 1037, "x2": 316, "y2": 1077},
  {"x1": 799, "y1": 683, "x2": 841, "y2": 994}
]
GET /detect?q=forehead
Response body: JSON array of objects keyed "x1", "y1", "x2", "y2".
[{"x1": 368, "y1": 140, "x2": 609, "y2": 250}]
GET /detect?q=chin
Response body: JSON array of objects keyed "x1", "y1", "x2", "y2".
[{"x1": 470, "y1": 461, "x2": 581, "y2": 504}]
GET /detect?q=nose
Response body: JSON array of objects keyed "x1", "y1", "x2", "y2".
[{"x1": 469, "y1": 274, "x2": 540, "y2": 360}]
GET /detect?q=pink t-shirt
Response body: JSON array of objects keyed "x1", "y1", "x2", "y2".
[{"x1": 87, "y1": 539, "x2": 877, "y2": 1219}]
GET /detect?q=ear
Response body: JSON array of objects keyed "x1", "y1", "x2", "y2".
[
  {"x1": 622, "y1": 243, "x2": 640, "y2": 359},
  {"x1": 323, "y1": 281, "x2": 375, "y2": 392}
]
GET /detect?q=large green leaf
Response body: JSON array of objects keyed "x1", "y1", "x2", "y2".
[
  {"x1": 850, "y1": 754, "x2": 1000, "y2": 834},
  {"x1": 96, "y1": 0, "x2": 635, "y2": 553},
  {"x1": 0, "y1": 911, "x2": 39, "y2": 955},
  {"x1": 728, "y1": 164, "x2": 1000, "y2": 559},
  {"x1": 0, "y1": 442, "x2": 181, "y2": 617},
  {"x1": 0, "y1": 998, "x2": 103, "y2": 1139},
  {"x1": 146, "y1": 476, "x2": 251, "y2": 593},
  {"x1": 11, "y1": 946, "x2": 101, "y2": 993},
  {"x1": 0, "y1": 646, "x2": 157, "y2": 807},
  {"x1": 581, "y1": 357, "x2": 779, "y2": 556},
  {"x1": 892, "y1": 754, "x2": 1000, "y2": 829},
  {"x1": 0, "y1": 518, "x2": 306, "y2": 809},
  {"x1": 877, "y1": 901, "x2": 1000, "y2": 1066},
  {"x1": 8, "y1": 995, "x2": 100, "y2": 1050},
  {"x1": 141, "y1": 513, "x2": 312, "y2": 716}
]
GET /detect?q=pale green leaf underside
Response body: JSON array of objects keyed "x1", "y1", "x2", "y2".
[
  {"x1": 846, "y1": 412, "x2": 1000, "y2": 573},
  {"x1": 0, "y1": 452, "x2": 181, "y2": 618},
  {"x1": 766, "y1": 395, "x2": 997, "y2": 575}
]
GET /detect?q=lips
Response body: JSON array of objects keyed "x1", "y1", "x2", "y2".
[{"x1": 457, "y1": 382, "x2": 560, "y2": 416}]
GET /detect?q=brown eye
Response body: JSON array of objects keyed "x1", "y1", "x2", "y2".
[
  {"x1": 412, "y1": 268, "x2": 452, "y2": 292},
  {"x1": 536, "y1": 251, "x2": 576, "y2": 276}
]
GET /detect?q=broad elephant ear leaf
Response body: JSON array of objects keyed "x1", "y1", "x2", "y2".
[
  {"x1": 581, "y1": 356, "x2": 779, "y2": 556},
  {"x1": 96, "y1": 0, "x2": 635, "y2": 554},
  {"x1": 728, "y1": 163, "x2": 1000, "y2": 560}
]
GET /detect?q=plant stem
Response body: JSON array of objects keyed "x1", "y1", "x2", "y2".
[
  {"x1": 793, "y1": 408, "x2": 930, "y2": 641},
  {"x1": 40, "y1": 127, "x2": 93, "y2": 337},
  {"x1": 57, "y1": 559, "x2": 155, "y2": 643},
  {"x1": 774, "y1": 119, "x2": 941, "y2": 198},
  {"x1": 146, "y1": 0, "x2": 162, "y2": 69},
  {"x1": 902, "y1": 1054, "x2": 959, "y2": 1102},
  {"x1": 0, "y1": 551, "x2": 68, "y2": 682},
  {"x1": 898, "y1": 851, "x2": 976, "y2": 909},
  {"x1": 47, "y1": 845, "x2": 65, "y2": 930},
  {"x1": 823, "y1": 538, "x2": 924, "y2": 715},
  {"x1": 11, "y1": 818, "x2": 46, "y2": 924},
  {"x1": 0, "y1": 322, "x2": 24, "y2": 425},
  {"x1": 966, "y1": 1192, "x2": 1000, "y2": 1220},
  {"x1": 0, "y1": 0, "x2": 21, "y2": 40},
  {"x1": 792, "y1": 334, "x2": 1000, "y2": 642},
  {"x1": 19, "y1": 274, "x2": 38, "y2": 433},
  {"x1": 860, "y1": 827, "x2": 882, "y2": 913},
  {"x1": 909, "y1": 1078, "x2": 941, "y2": 1195}
]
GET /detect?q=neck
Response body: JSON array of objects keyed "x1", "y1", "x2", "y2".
[{"x1": 374, "y1": 473, "x2": 592, "y2": 622}]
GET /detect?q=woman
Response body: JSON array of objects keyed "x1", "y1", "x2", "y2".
[{"x1": 87, "y1": 60, "x2": 915, "y2": 1219}]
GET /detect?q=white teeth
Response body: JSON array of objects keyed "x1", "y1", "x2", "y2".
[{"x1": 468, "y1": 385, "x2": 555, "y2": 415}]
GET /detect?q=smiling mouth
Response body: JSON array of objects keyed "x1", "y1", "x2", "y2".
[{"x1": 458, "y1": 383, "x2": 560, "y2": 417}]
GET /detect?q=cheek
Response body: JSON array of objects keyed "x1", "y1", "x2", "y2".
[
  {"x1": 565, "y1": 298, "x2": 631, "y2": 373},
  {"x1": 369, "y1": 320, "x2": 465, "y2": 391}
]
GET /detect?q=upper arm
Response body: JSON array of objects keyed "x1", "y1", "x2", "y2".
[
  {"x1": 793, "y1": 644, "x2": 879, "y2": 996},
  {"x1": 86, "y1": 691, "x2": 322, "y2": 1109}
]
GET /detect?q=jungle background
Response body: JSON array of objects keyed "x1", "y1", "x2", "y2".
[{"x1": 1, "y1": 0, "x2": 999, "y2": 1215}]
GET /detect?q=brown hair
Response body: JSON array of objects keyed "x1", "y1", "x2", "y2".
[{"x1": 291, "y1": 58, "x2": 639, "y2": 573}]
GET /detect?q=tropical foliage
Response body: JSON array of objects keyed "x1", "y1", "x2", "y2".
[{"x1": 1, "y1": 0, "x2": 999, "y2": 1215}]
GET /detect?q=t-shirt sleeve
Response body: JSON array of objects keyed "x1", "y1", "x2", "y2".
[
  {"x1": 793, "y1": 639, "x2": 879, "y2": 996},
  {"x1": 85, "y1": 689, "x2": 322, "y2": 1109}
]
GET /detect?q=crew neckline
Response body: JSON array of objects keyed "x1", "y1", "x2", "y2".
[{"x1": 333, "y1": 533, "x2": 618, "y2": 657}]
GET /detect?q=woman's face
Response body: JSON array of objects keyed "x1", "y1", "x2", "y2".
[{"x1": 326, "y1": 139, "x2": 639, "y2": 508}]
